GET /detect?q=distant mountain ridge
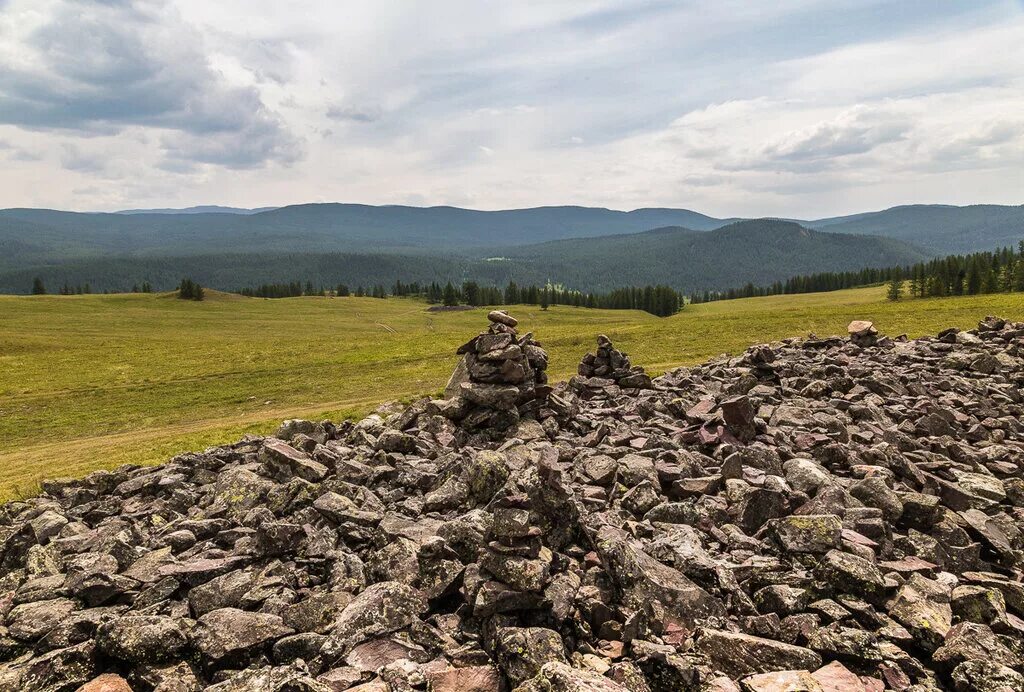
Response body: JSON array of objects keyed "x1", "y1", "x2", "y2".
[
  {"x1": 0, "y1": 204, "x2": 733, "y2": 271},
  {"x1": 115, "y1": 205, "x2": 279, "y2": 215},
  {"x1": 803, "y1": 204, "x2": 1024, "y2": 253}
]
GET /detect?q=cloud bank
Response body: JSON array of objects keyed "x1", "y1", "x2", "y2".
[{"x1": 0, "y1": 0, "x2": 1021, "y2": 217}]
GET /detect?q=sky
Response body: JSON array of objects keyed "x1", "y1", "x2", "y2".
[{"x1": 0, "y1": 0, "x2": 1022, "y2": 218}]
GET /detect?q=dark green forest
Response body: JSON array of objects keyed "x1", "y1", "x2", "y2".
[{"x1": 697, "y1": 243, "x2": 1024, "y2": 302}]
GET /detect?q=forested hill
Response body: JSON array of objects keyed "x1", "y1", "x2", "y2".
[
  {"x1": 487, "y1": 219, "x2": 930, "y2": 291},
  {"x1": 807, "y1": 204, "x2": 1024, "y2": 253},
  {"x1": 1, "y1": 219, "x2": 929, "y2": 295},
  {"x1": 0, "y1": 204, "x2": 730, "y2": 271}
]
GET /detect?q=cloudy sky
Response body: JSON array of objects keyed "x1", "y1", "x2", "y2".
[{"x1": 0, "y1": 0, "x2": 1022, "y2": 217}]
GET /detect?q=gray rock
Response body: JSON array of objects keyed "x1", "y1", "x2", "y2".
[
  {"x1": 694, "y1": 628, "x2": 822, "y2": 679},
  {"x1": 321, "y1": 581, "x2": 427, "y2": 658},
  {"x1": 96, "y1": 615, "x2": 189, "y2": 663},
  {"x1": 191, "y1": 608, "x2": 294, "y2": 662},
  {"x1": 260, "y1": 438, "x2": 329, "y2": 482},
  {"x1": 493, "y1": 626, "x2": 566, "y2": 687}
]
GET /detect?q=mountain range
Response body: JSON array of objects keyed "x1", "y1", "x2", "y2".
[{"x1": 0, "y1": 202, "x2": 1020, "y2": 295}]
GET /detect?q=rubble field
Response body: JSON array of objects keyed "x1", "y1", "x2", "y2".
[{"x1": 1, "y1": 311, "x2": 1023, "y2": 692}]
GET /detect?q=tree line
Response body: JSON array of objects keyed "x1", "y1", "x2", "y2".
[
  {"x1": 694, "y1": 242, "x2": 1024, "y2": 303},
  {"x1": 426, "y1": 280, "x2": 683, "y2": 317},
  {"x1": 237, "y1": 278, "x2": 684, "y2": 317},
  {"x1": 31, "y1": 277, "x2": 155, "y2": 295}
]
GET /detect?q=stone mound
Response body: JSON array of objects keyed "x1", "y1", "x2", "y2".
[
  {"x1": 439, "y1": 310, "x2": 563, "y2": 439},
  {"x1": 1, "y1": 314, "x2": 1023, "y2": 691},
  {"x1": 575, "y1": 335, "x2": 653, "y2": 391}
]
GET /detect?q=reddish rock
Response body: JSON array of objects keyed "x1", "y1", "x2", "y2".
[
  {"x1": 76, "y1": 674, "x2": 132, "y2": 692},
  {"x1": 425, "y1": 664, "x2": 502, "y2": 691}
]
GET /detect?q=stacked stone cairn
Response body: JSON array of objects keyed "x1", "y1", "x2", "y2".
[
  {"x1": 573, "y1": 334, "x2": 653, "y2": 397},
  {"x1": 440, "y1": 310, "x2": 561, "y2": 436},
  {"x1": 476, "y1": 493, "x2": 550, "y2": 612},
  {"x1": 2, "y1": 315, "x2": 1024, "y2": 691}
]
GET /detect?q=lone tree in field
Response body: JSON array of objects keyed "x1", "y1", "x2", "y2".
[
  {"x1": 886, "y1": 273, "x2": 904, "y2": 302},
  {"x1": 178, "y1": 278, "x2": 205, "y2": 301},
  {"x1": 31, "y1": 277, "x2": 46, "y2": 295},
  {"x1": 540, "y1": 285, "x2": 550, "y2": 311}
]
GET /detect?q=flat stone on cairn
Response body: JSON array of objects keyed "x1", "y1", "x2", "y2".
[
  {"x1": 575, "y1": 334, "x2": 652, "y2": 390},
  {"x1": 441, "y1": 310, "x2": 554, "y2": 433}
]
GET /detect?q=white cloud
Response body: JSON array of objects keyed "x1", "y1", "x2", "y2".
[
  {"x1": 0, "y1": 0, "x2": 1021, "y2": 216},
  {"x1": 0, "y1": 0, "x2": 301, "y2": 169}
]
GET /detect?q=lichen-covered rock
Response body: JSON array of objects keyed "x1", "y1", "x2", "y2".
[
  {"x1": 321, "y1": 581, "x2": 427, "y2": 659},
  {"x1": 96, "y1": 615, "x2": 188, "y2": 663},
  {"x1": 695, "y1": 629, "x2": 822, "y2": 679},
  {"x1": 191, "y1": 608, "x2": 294, "y2": 663},
  {"x1": 516, "y1": 661, "x2": 629, "y2": 691},
  {"x1": 259, "y1": 438, "x2": 328, "y2": 482},
  {"x1": 818, "y1": 550, "x2": 888, "y2": 604},
  {"x1": 494, "y1": 626, "x2": 567, "y2": 687}
]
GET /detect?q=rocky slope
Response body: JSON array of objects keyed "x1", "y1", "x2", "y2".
[{"x1": 1, "y1": 312, "x2": 1023, "y2": 691}]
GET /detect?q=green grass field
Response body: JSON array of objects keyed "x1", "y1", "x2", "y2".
[{"x1": 1, "y1": 287, "x2": 1021, "y2": 500}]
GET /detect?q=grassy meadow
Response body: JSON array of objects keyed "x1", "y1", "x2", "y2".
[{"x1": 1, "y1": 287, "x2": 1021, "y2": 499}]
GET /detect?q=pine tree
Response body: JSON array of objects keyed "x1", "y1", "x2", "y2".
[
  {"x1": 886, "y1": 275, "x2": 903, "y2": 302},
  {"x1": 462, "y1": 281, "x2": 481, "y2": 306},
  {"x1": 504, "y1": 281, "x2": 520, "y2": 305},
  {"x1": 31, "y1": 277, "x2": 46, "y2": 295},
  {"x1": 540, "y1": 285, "x2": 550, "y2": 311},
  {"x1": 178, "y1": 278, "x2": 204, "y2": 301},
  {"x1": 442, "y1": 282, "x2": 459, "y2": 306}
]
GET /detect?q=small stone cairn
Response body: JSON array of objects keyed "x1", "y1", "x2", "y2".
[
  {"x1": 475, "y1": 493, "x2": 550, "y2": 612},
  {"x1": 442, "y1": 310, "x2": 552, "y2": 432},
  {"x1": 575, "y1": 334, "x2": 653, "y2": 391}
]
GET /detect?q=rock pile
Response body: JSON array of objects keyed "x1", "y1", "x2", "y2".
[
  {"x1": 1, "y1": 315, "x2": 1023, "y2": 691},
  {"x1": 441, "y1": 311, "x2": 556, "y2": 437},
  {"x1": 575, "y1": 335, "x2": 653, "y2": 392}
]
